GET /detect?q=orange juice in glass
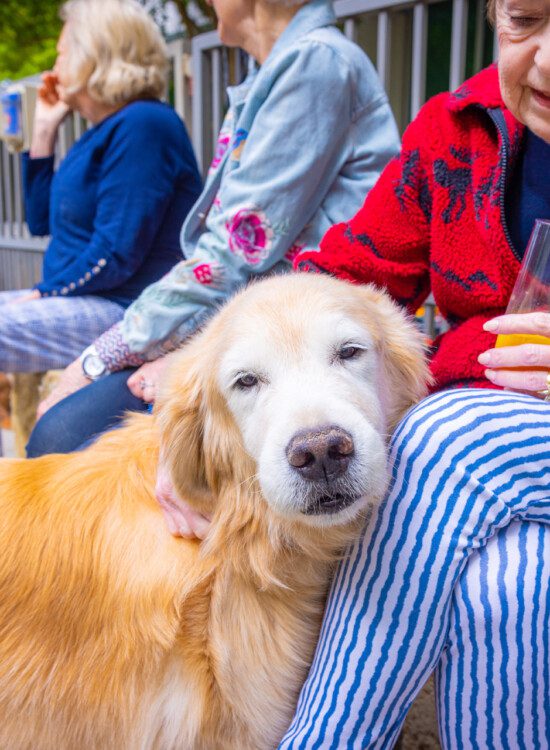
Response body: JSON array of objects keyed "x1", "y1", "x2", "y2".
[{"x1": 495, "y1": 219, "x2": 550, "y2": 356}]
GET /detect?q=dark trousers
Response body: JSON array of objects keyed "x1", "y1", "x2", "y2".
[{"x1": 26, "y1": 368, "x2": 150, "y2": 457}]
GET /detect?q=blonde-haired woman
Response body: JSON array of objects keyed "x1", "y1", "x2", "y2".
[{"x1": 0, "y1": 0, "x2": 202, "y2": 373}]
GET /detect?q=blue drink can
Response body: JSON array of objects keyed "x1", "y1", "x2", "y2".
[{"x1": 1, "y1": 91, "x2": 22, "y2": 137}]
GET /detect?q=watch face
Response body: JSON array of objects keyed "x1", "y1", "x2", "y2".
[{"x1": 83, "y1": 354, "x2": 106, "y2": 379}]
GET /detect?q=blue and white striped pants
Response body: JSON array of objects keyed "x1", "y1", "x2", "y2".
[
  {"x1": 0, "y1": 289, "x2": 124, "y2": 372},
  {"x1": 279, "y1": 388, "x2": 550, "y2": 749}
]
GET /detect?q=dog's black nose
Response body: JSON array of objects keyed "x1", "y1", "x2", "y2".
[{"x1": 286, "y1": 426, "x2": 354, "y2": 482}]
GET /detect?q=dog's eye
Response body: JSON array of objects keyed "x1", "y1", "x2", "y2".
[
  {"x1": 338, "y1": 345, "x2": 362, "y2": 361},
  {"x1": 235, "y1": 373, "x2": 259, "y2": 389}
]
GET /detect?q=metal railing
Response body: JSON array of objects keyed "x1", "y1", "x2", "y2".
[
  {"x1": 190, "y1": 0, "x2": 495, "y2": 170},
  {"x1": 0, "y1": 0, "x2": 495, "y2": 294}
]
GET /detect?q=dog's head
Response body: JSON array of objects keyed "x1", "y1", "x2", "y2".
[{"x1": 155, "y1": 274, "x2": 430, "y2": 535}]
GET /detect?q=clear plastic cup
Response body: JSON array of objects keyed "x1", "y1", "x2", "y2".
[{"x1": 496, "y1": 219, "x2": 550, "y2": 350}]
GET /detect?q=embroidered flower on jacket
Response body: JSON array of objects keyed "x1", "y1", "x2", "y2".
[
  {"x1": 192, "y1": 262, "x2": 225, "y2": 287},
  {"x1": 231, "y1": 128, "x2": 248, "y2": 162},
  {"x1": 226, "y1": 208, "x2": 273, "y2": 264},
  {"x1": 209, "y1": 134, "x2": 231, "y2": 172}
]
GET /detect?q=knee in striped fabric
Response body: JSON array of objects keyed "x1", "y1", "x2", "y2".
[{"x1": 437, "y1": 520, "x2": 550, "y2": 750}]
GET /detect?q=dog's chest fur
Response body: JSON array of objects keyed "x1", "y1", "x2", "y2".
[{"x1": 116, "y1": 560, "x2": 330, "y2": 750}]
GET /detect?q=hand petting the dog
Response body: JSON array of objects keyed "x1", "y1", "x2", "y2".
[
  {"x1": 127, "y1": 353, "x2": 173, "y2": 404},
  {"x1": 36, "y1": 357, "x2": 89, "y2": 420},
  {"x1": 155, "y1": 460, "x2": 212, "y2": 539},
  {"x1": 478, "y1": 312, "x2": 550, "y2": 397}
]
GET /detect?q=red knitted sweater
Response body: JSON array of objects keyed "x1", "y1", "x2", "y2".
[{"x1": 295, "y1": 65, "x2": 526, "y2": 391}]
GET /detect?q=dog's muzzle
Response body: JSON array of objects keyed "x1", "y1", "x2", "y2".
[
  {"x1": 286, "y1": 425, "x2": 358, "y2": 514},
  {"x1": 286, "y1": 425, "x2": 354, "y2": 481}
]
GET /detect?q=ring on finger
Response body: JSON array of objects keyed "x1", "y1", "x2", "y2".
[{"x1": 537, "y1": 372, "x2": 550, "y2": 402}]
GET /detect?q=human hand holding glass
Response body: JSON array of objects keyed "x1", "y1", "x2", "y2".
[{"x1": 478, "y1": 219, "x2": 550, "y2": 398}]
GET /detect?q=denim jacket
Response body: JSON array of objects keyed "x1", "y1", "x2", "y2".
[{"x1": 96, "y1": 0, "x2": 400, "y2": 367}]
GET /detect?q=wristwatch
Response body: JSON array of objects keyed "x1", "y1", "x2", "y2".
[{"x1": 80, "y1": 344, "x2": 107, "y2": 381}]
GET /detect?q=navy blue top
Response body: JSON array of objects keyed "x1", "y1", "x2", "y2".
[
  {"x1": 507, "y1": 128, "x2": 550, "y2": 260},
  {"x1": 22, "y1": 99, "x2": 202, "y2": 307}
]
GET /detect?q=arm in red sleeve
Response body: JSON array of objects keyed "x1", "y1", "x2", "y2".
[{"x1": 295, "y1": 100, "x2": 440, "y2": 314}]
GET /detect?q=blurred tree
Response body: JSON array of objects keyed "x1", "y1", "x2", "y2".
[
  {"x1": 0, "y1": 0, "x2": 62, "y2": 82},
  {"x1": 142, "y1": 0, "x2": 215, "y2": 38},
  {"x1": 0, "y1": 0, "x2": 215, "y2": 83}
]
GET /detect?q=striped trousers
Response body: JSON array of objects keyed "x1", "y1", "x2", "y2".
[{"x1": 279, "y1": 389, "x2": 550, "y2": 749}]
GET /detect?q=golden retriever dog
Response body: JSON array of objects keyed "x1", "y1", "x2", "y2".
[{"x1": 0, "y1": 274, "x2": 429, "y2": 750}]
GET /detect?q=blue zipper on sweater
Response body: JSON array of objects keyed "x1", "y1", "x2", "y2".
[{"x1": 487, "y1": 107, "x2": 522, "y2": 262}]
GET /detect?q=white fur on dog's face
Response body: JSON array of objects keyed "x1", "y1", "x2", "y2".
[{"x1": 218, "y1": 302, "x2": 390, "y2": 526}]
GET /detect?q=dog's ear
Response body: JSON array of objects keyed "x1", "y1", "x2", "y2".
[
  {"x1": 360, "y1": 285, "x2": 432, "y2": 430},
  {"x1": 155, "y1": 337, "x2": 254, "y2": 513},
  {"x1": 155, "y1": 345, "x2": 213, "y2": 510}
]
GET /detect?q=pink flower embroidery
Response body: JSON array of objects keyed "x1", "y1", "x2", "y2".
[
  {"x1": 226, "y1": 208, "x2": 273, "y2": 265},
  {"x1": 192, "y1": 262, "x2": 225, "y2": 287},
  {"x1": 284, "y1": 243, "x2": 304, "y2": 263},
  {"x1": 193, "y1": 263, "x2": 213, "y2": 284},
  {"x1": 209, "y1": 134, "x2": 231, "y2": 172}
]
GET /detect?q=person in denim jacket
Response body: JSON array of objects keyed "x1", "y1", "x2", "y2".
[{"x1": 29, "y1": 0, "x2": 399, "y2": 454}]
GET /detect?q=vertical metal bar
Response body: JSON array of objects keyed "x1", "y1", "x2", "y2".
[
  {"x1": 344, "y1": 18, "x2": 356, "y2": 42},
  {"x1": 58, "y1": 120, "x2": 68, "y2": 160},
  {"x1": 423, "y1": 294, "x2": 436, "y2": 338},
  {"x1": 376, "y1": 11, "x2": 391, "y2": 91},
  {"x1": 449, "y1": 0, "x2": 468, "y2": 90},
  {"x1": 192, "y1": 41, "x2": 205, "y2": 173},
  {"x1": 472, "y1": 0, "x2": 485, "y2": 73},
  {"x1": 3, "y1": 151, "x2": 14, "y2": 237},
  {"x1": 211, "y1": 48, "x2": 222, "y2": 157},
  {"x1": 170, "y1": 39, "x2": 185, "y2": 119},
  {"x1": 13, "y1": 152, "x2": 23, "y2": 237},
  {"x1": 410, "y1": 3, "x2": 428, "y2": 119},
  {"x1": 0, "y1": 145, "x2": 5, "y2": 231},
  {"x1": 73, "y1": 111, "x2": 83, "y2": 140},
  {"x1": 234, "y1": 48, "x2": 242, "y2": 85}
]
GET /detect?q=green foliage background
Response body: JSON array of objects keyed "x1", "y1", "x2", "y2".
[
  {"x1": 0, "y1": 0, "x2": 63, "y2": 82},
  {"x1": 0, "y1": 0, "x2": 214, "y2": 84}
]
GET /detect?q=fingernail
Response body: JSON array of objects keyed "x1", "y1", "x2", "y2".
[
  {"x1": 178, "y1": 521, "x2": 192, "y2": 538},
  {"x1": 483, "y1": 320, "x2": 499, "y2": 332},
  {"x1": 164, "y1": 515, "x2": 177, "y2": 534},
  {"x1": 478, "y1": 352, "x2": 490, "y2": 364},
  {"x1": 484, "y1": 369, "x2": 496, "y2": 381}
]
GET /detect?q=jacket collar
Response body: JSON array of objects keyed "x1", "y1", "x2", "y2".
[
  {"x1": 448, "y1": 64, "x2": 505, "y2": 111},
  {"x1": 227, "y1": 0, "x2": 335, "y2": 111},
  {"x1": 268, "y1": 0, "x2": 336, "y2": 62}
]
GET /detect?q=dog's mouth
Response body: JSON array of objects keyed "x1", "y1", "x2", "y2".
[{"x1": 302, "y1": 492, "x2": 359, "y2": 516}]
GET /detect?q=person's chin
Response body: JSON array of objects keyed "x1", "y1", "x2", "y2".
[{"x1": 522, "y1": 91, "x2": 550, "y2": 143}]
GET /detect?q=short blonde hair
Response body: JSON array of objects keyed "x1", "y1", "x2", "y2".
[
  {"x1": 487, "y1": 0, "x2": 496, "y2": 25},
  {"x1": 60, "y1": 0, "x2": 168, "y2": 106}
]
